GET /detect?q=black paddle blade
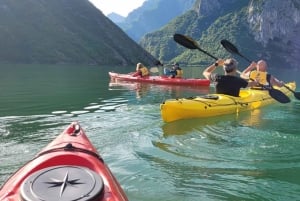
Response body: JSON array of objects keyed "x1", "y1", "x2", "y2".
[
  {"x1": 268, "y1": 88, "x2": 291, "y2": 103},
  {"x1": 293, "y1": 92, "x2": 300, "y2": 100},
  {"x1": 154, "y1": 60, "x2": 163, "y2": 66},
  {"x1": 221, "y1": 39, "x2": 239, "y2": 54},
  {"x1": 174, "y1": 33, "x2": 218, "y2": 60},
  {"x1": 173, "y1": 34, "x2": 199, "y2": 50},
  {"x1": 221, "y1": 39, "x2": 252, "y2": 63}
]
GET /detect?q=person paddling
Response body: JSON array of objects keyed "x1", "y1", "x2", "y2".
[
  {"x1": 203, "y1": 58, "x2": 258, "y2": 97},
  {"x1": 240, "y1": 59, "x2": 284, "y2": 88},
  {"x1": 164, "y1": 62, "x2": 183, "y2": 78},
  {"x1": 132, "y1": 63, "x2": 149, "y2": 77}
]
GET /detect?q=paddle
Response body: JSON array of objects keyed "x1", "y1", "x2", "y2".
[
  {"x1": 220, "y1": 39, "x2": 252, "y2": 63},
  {"x1": 149, "y1": 60, "x2": 163, "y2": 73},
  {"x1": 283, "y1": 84, "x2": 300, "y2": 99},
  {"x1": 221, "y1": 39, "x2": 291, "y2": 103},
  {"x1": 154, "y1": 60, "x2": 163, "y2": 66},
  {"x1": 149, "y1": 67, "x2": 159, "y2": 73},
  {"x1": 173, "y1": 33, "x2": 218, "y2": 60},
  {"x1": 173, "y1": 34, "x2": 245, "y2": 73}
]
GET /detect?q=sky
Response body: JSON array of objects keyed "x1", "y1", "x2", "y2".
[{"x1": 89, "y1": 0, "x2": 146, "y2": 17}]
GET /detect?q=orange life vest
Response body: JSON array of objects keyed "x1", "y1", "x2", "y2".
[
  {"x1": 175, "y1": 69, "x2": 183, "y2": 78},
  {"x1": 140, "y1": 67, "x2": 149, "y2": 77}
]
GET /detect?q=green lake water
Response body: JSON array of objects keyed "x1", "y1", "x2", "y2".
[{"x1": 0, "y1": 64, "x2": 300, "y2": 201}]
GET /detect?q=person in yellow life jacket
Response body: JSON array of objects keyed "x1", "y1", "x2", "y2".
[
  {"x1": 132, "y1": 63, "x2": 149, "y2": 77},
  {"x1": 240, "y1": 59, "x2": 284, "y2": 88},
  {"x1": 169, "y1": 62, "x2": 183, "y2": 78}
]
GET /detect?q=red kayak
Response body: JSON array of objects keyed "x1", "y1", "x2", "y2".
[
  {"x1": 0, "y1": 122, "x2": 128, "y2": 201},
  {"x1": 109, "y1": 72, "x2": 210, "y2": 86}
]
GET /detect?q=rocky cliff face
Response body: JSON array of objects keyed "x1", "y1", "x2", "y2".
[
  {"x1": 193, "y1": 0, "x2": 221, "y2": 16},
  {"x1": 248, "y1": 0, "x2": 300, "y2": 69},
  {"x1": 194, "y1": 0, "x2": 300, "y2": 68},
  {"x1": 193, "y1": 0, "x2": 243, "y2": 16},
  {"x1": 141, "y1": 0, "x2": 299, "y2": 69}
]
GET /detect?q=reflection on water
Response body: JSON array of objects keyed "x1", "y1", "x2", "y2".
[
  {"x1": 161, "y1": 109, "x2": 263, "y2": 137},
  {"x1": 239, "y1": 109, "x2": 262, "y2": 127},
  {"x1": 108, "y1": 79, "x2": 210, "y2": 100},
  {"x1": 151, "y1": 102, "x2": 300, "y2": 200}
]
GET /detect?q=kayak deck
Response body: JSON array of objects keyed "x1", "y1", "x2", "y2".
[{"x1": 0, "y1": 122, "x2": 128, "y2": 201}]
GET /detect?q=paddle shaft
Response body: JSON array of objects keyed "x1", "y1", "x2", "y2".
[
  {"x1": 283, "y1": 84, "x2": 300, "y2": 99},
  {"x1": 195, "y1": 47, "x2": 218, "y2": 60}
]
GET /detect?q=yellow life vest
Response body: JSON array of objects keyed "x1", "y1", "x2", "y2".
[
  {"x1": 249, "y1": 70, "x2": 267, "y2": 85},
  {"x1": 140, "y1": 67, "x2": 149, "y2": 76},
  {"x1": 175, "y1": 69, "x2": 183, "y2": 78}
]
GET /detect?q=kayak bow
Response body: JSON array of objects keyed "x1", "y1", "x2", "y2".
[{"x1": 0, "y1": 122, "x2": 128, "y2": 201}]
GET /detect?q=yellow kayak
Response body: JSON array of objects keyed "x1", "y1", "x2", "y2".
[{"x1": 160, "y1": 82, "x2": 296, "y2": 123}]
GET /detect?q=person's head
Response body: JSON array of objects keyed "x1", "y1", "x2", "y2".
[
  {"x1": 173, "y1": 62, "x2": 179, "y2": 68},
  {"x1": 223, "y1": 58, "x2": 238, "y2": 74},
  {"x1": 257, "y1": 60, "x2": 267, "y2": 72},
  {"x1": 136, "y1": 63, "x2": 144, "y2": 71}
]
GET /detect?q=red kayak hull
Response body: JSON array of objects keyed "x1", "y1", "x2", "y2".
[
  {"x1": 109, "y1": 72, "x2": 210, "y2": 86},
  {"x1": 0, "y1": 122, "x2": 128, "y2": 201}
]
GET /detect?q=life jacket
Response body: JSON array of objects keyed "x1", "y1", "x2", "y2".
[
  {"x1": 140, "y1": 67, "x2": 149, "y2": 77},
  {"x1": 249, "y1": 70, "x2": 267, "y2": 85},
  {"x1": 175, "y1": 69, "x2": 183, "y2": 78},
  {"x1": 249, "y1": 70, "x2": 271, "y2": 89}
]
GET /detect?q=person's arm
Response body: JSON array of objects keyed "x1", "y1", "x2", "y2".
[
  {"x1": 270, "y1": 76, "x2": 284, "y2": 87},
  {"x1": 132, "y1": 70, "x2": 141, "y2": 77},
  {"x1": 247, "y1": 80, "x2": 259, "y2": 88},
  {"x1": 203, "y1": 59, "x2": 223, "y2": 80},
  {"x1": 240, "y1": 61, "x2": 257, "y2": 79}
]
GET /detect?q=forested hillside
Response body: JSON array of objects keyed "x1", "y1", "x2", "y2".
[
  {"x1": 1, "y1": 0, "x2": 298, "y2": 69},
  {"x1": 0, "y1": 0, "x2": 156, "y2": 66},
  {"x1": 140, "y1": 0, "x2": 300, "y2": 69}
]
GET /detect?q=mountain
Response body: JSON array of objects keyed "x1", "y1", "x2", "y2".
[
  {"x1": 141, "y1": 0, "x2": 249, "y2": 65},
  {"x1": 107, "y1": 12, "x2": 125, "y2": 23},
  {"x1": 114, "y1": 0, "x2": 196, "y2": 42},
  {"x1": 247, "y1": 0, "x2": 300, "y2": 70},
  {"x1": 0, "y1": 0, "x2": 157, "y2": 66},
  {"x1": 140, "y1": 0, "x2": 300, "y2": 69}
]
